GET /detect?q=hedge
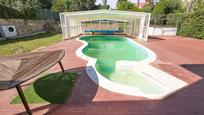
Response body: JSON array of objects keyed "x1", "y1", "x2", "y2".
[
  {"x1": 0, "y1": 5, "x2": 59, "y2": 20},
  {"x1": 178, "y1": 9, "x2": 204, "y2": 39}
]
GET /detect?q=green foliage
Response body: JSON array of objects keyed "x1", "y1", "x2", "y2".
[
  {"x1": 146, "y1": 0, "x2": 155, "y2": 6},
  {"x1": 140, "y1": 4, "x2": 154, "y2": 12},
  {"x1": 0, "y1": 0, "x2": 38, "y2": 19},
  {"x1": 69, "y1": 0, "x2": 97, "y2": 11},
  {"x1": 37, "y1": 0, "x2": 53, "y2": 10},
  {"x1": 63, "y1": 0, "x2": 71, "y2": 11},
  {"x1": 98, "y1": 0, "x2": 109, "y2": 9},
  {"x1": 103, "y1": 0, "x2": 107, "y2": 6},
  {"x1": 0, "y1": 0, "x2": 59, "y2": 19},
  {"x1": 116, "y1": 1, "x2": 140, "y2": 11},
  {"x1": 117, "y1": 0, "x2": 128, "y2": 4},
  {"x1": 178, "y1": 0, "x2": 204, "y2": 39},
  {"x1": 193, "y1": 0, "x2": 204, "y2": 11},
  {"x1": 23, "y1": 7, "x2": 36, "y2": 19},
  {"x1": 98, "y1": 4, "x2": 110, "y2": 9},
  {"x1": 1, "y1": 0, "x2": 99, "y2": 18},
  {"x1": 152, "y1": 0, "x2": 184, "y2": 15},
  {"x1": 166, "y1": 13, "x2": 186, "y2": 28},
  {"x1": 0, "y1": 5, "x2": 23, "y2": 19},
  {"x1": 52, "y1": 0, "x2": 67, "y2": 12}
]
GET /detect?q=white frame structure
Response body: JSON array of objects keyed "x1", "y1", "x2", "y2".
[{"x1": 60, "y1": 10, "x2": 151, "y2": 41}]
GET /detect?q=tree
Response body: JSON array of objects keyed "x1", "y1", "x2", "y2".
[
  {"x1": 86, "y1": 0, "x2": 97, "y2": 10},
  {"x1": 116, "y1": 1, "x2": 140, "y2": 11},
  {"x1": 140, "y1": 4, "x2": 154, "y2": 12},
  {"x1": 193, "y1": 0, "x2": 204, "y2": 11},
  {"x1": 103, "y1": 0, "x2": 107, "y2": 6},
  {"x1": 52, "y1": 0, "x2": 66, "y2": 12},
  {"x1": 146, "y1": 0, "x2": 154, "y2": 6},
  {"x1": 64, "y1": 0, "x2": 71, "y2": 11},
  {"x1": 37, "y1": 0, "x2": 53, "y2": 10},
  {"x1": 140, "y1": 0, "x2": 156, "y2": 12},
  {"x1": 186, "y1": 0, "x2": 195, "y2": 12},
  {"x1": 69, "y1": 0, "x2": 97, "y2": 11},
  {"x1": 0, "y1": 0, "x2": 38, "y2": 19},
  {"x1": 152, "y1": 0, "x2": 184, "y2": 15},
  {"x1": 137, "y1": 0, "x2": 140, "y2": 7},
  {"x1": 69, "y1": 0, "x2": 79, "y2": 11},
  {"x1": 117, "y1": 0, "x2": 127, "y2": 4},
  {"x1": 98, "y1": 4, "x2": 110, "y2": 9},
  {"x1": 178, "y1": 0, "x2": 204, "y2": 39},
  {"x1": 98, "y1": 0, "x2": 109, "y2": 9}
]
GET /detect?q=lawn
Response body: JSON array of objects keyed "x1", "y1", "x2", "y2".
[
  {"x1": 0, "y1": 33, "x2": 62, "y2": 56},
  {"x1": 11, "y1": 72, "x2": 77, "y2": 104}
]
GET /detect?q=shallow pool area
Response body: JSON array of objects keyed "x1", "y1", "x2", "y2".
[{"x1": 76, "y1": 35, "x2": 187, "y2": 99}]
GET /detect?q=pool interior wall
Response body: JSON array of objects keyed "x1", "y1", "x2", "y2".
[{"x1": 76, "y1": 35, "x2": 188, "y2": 99}]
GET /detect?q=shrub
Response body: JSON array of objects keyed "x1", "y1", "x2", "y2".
[
  {"x1": 177, "y1": 0, "x2": 204, "y2": 39},
  {"x1": 152, "y1": 0, "x2": 184, "y2": 16},
  {"x1": 140, "y1": 4, "x2": 154, "y2": 13},
  {"x1": 116, "y1": 1, "x2": 140, "y2": 11},
  {"x1": 0, "y1": 5, "x2": 23, "y2": 19},
  {"x1": 178, "y1": 9, "x2": 204, "y2": 39},
  {"x1": 166, "y1": 13, "x2": 187, "y2": 28},
  {"x1": 52, "y1": 0, "x2": 67, "y2": 12},
  {"x1": 0, "y1": 5, "x2": 36, "y2": 19}
]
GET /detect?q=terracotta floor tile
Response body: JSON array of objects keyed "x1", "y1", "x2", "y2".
[{"x1": 1, "y1": 36, "x2": 204, "y2": 115}]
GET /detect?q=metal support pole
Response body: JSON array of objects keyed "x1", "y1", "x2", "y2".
[
  {"x1": 58, "y1": 61, "x2": 65, "y2": 73},
  {"x1": 16, "y1": 85, "x2": 32, "y2": 115}
]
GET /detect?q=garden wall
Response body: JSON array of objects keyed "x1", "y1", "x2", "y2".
[
  {"x1": 0, "y1": 19, "x2": 61, "y2": 37},
  {"x1": 148, "y1": 27, "x2": 177, "y2": 36}
]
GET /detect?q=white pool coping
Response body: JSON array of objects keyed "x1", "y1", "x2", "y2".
[{"x1": 76, "y1": 35, "x2": 188, "y2": 100}]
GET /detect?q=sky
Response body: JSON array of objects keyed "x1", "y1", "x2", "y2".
[{"x1": 95, "y1": 0, "x2": 146, "y2": 9}]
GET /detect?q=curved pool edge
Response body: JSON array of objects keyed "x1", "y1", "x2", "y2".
[{"x1": 75, "y1": 35, "x2": 188, "y2": 100}]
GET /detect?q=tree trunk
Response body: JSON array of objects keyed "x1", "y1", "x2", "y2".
[{"x1": 187, "y1": 0, "x2": 194, "y2": 12}]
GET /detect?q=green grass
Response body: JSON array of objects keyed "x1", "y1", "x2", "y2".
[
  {"x1": 11, "y1": 72, "x2": 77, "y2": 104},
  {"x1": 0, "y1": 33, "x2": 62, "y2": 56}
]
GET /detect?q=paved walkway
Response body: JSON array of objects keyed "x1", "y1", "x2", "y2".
[{"x1": 0, "y1": 36, "x2": 204, "y2": 115}]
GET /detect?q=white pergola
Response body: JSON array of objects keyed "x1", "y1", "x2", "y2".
[{"x1": 60, "y1": 10, "x2": 151, "y2": 41}]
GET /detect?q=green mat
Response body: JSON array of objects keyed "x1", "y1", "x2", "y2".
[{"x1": 11, "y1": 72, "x2": 77, "y2": 104}]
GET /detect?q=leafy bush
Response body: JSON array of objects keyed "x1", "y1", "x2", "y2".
[
  {"x1": 116, "y1": 1, "x2": 140, "y2": 11},
  {"x1": 152, "y1": 0, "x2": 184, "y2": 16},
  {"x1": 23, "y1": 7, "x2": 36, "y2": 19},
  {"x1": 0, "y1": 5, "x2": 23, "y2": 19},
  {"x1": 0, "y1": 4, "x2": 37, "y2": 19},
  {"x1": 69, "y1": 0, "x2": 97, "y2": 12},
  {"x1": 166, "y1": 13, "x2": 187, "y2": 28},
  {"x1": 178, "y1": 9, "x2": 204, "y2": 39},
  {"x1": 140, "y1": 4, "x2": 154, "y2": 13},
  {"x1": 0, "y1": 0, "x2": 61, "y2": 19},
  {"x1": 52, "y1": 0, "x2": 67, "y2": 12},
  {"x1": 177, "y1": 0, "x2": 204, "y2": 39}
]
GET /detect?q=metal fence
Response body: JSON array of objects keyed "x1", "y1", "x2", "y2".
[
  {"x1": 150, "y1": 14, "x2": 182, "y2": 28},
  {"x1": 36, "y1": 9, "x2": 60, "y2": 21}
]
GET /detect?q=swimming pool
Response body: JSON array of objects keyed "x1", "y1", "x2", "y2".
[{"x1": 76, "y1": 35, "x2": 187, "y2": 99}]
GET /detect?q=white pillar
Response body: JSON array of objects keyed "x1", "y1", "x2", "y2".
[
  {"x1": 60, "y1": 14, "x2": 66, "y2": 40},
  {"x1": 65, "y1": 16, "x2": 70, "y2": 39},
  {"x1": 144, "y1": 13, "x2": 151, "y2": 41},
  {"x1": 138, "y1": 16, "x2": 145, "y2": 40}
]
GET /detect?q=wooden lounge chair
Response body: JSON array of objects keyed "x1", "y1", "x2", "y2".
[{"x1": 0, "y1": 50, "x2": 65, "y2": 115}]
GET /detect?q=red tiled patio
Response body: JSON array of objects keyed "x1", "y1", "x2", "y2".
[{"x1": 0, "y1": 35, "x2": 204, "y2": 115}]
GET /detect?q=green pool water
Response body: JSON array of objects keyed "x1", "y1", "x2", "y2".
[{"x1": 80, "y1": 36, "x2": 163, "y2": 94}]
